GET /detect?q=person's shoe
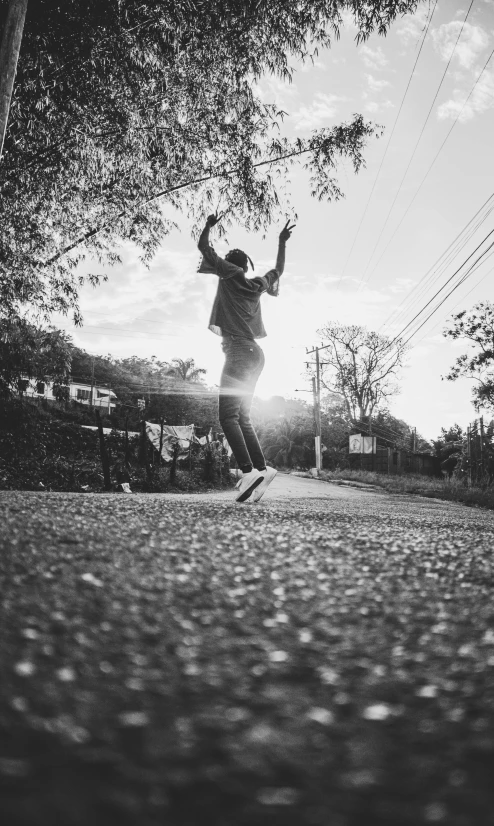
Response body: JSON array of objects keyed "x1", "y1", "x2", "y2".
[
  {"x1": 235, "y1": 468, "x2": 265, "y2": 502},
  {"x1": 248, "y1": 466, "x2": 277, "y2": 502}
]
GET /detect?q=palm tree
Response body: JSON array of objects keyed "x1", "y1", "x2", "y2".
[
  {"x1": 166, "y1": 358, "x2": 207, "y2": 383},
  {"x1": 261, "y1": 416, "x2": 313, "y2": 469}
]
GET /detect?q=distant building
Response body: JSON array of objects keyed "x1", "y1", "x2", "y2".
[{"x1": 19, "y1": 378, "x2": 118, "y2": 410}]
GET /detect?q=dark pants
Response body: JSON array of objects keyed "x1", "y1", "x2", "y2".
[{"x1": 219, "y1": 335, "x2": 266, "y2": 471}]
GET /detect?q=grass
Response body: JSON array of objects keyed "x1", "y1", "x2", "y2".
[{"x1": 316, "y1": 468, "x2": 494, "y2": 510}]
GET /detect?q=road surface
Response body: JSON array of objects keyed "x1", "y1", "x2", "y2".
[{"x1": 1, "y1": 475, "x2": 493, "y2": 826}]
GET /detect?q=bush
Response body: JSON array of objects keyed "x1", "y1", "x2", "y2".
[{"x1": 0, "y1": 397, "x2": 233, "y2": 493}]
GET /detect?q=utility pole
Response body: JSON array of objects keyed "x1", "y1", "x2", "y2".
[
  {"x1": 311, "y1": 375, "x2": 321, "y2": 471},
  {"x1": 480, "y1": 416, "x2": 485, "y2": 482},
  {"x1": 314, "y1": 347, "x2": 322, "y2": 472},
  {"x1": 466, "y1": 425, "x2": 472, "y2": 488},
  {"x1": 0, "y1": 0, "x2": 28, "y2": 161}
]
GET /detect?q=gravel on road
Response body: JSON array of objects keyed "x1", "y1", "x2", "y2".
[{"x1": 1, "y1": 476, "x2": 494, "y2": 826}]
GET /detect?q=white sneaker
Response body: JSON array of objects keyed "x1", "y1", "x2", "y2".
[
  {"x1": 235, "y1": 468, "x2": 265, "y2": 502},
  {"x1": 248, "y1": 466, "x2": 277, "y2": 502}
]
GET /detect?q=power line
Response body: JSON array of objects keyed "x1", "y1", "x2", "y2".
[
  {"x1": 398, "y1": 245, "x2": 494, "y2": 348},
  {"x1": 78, "y1": 310, "x2": 200, "y2": 330},
  {"x1": 336, "y1": 0, "x2": 439, "y2": 290},
  {"x1": 385, "y1": 236, "x2": 494, "y2": 357},
  {"x1": 389, "y1": 227, "x2": 494, "y2": 344},
  {"x1": 364, "y1": 43, "x2": 494, "y2": 295},
  {"x1": 380, "y1": 191, "x2": 494, "y2": 334},
  {"x1": 412, "y1": 264, "x2": 494, "y2": 348},
  {"x1": 356, "y1": 0, "x2": 476, "y2": 292},
  {"x1": 66, "y1": 324, "x2": 184, "y2": 339}
]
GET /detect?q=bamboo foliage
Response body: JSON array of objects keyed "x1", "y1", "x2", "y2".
[{"x1": 0, "y1": 0, "x2": 421, "y2": 321}]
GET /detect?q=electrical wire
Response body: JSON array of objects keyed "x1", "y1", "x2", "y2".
[
  {"x1": 382, "y1": 240, "x2": 494, "y2": 366},
  {"x1": 380, "y1": 191, "x2": 494, "y2": 333},
  {"x1": 388, "y1": 228, "x2": 494, "y2": 344},
  {"x1": 64, "y1": 324, "x2": 184, "y2": 339},
  {"x1": 356, "y1": 0, "x2": 476, "y2": 292},
  {"x1": 398, "y1": 246, "x2": 494, "y2": 349},
  {"x1": 411, "y1": 264, "x2": 494, "y2": 348},
  {"x1": 365, "y1": 43, "x2": 494, "y2": 297},
  {"x1": 335, "y1": 0, "x2": 439, "y2": 290}
]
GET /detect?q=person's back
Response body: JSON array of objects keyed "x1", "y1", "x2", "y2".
[{"x1": 197, "y1": 213, "x2": 295, "y2": 502}]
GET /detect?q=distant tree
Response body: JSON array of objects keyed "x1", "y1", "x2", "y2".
[
  {"x1": 371, "y1": 409, "x2": 431, "y2": 451},
  {"x1": 251, "y1": 395, "x2": 287, "y2": 422},
  {"x1": 260, "y1": 416, "x2": 314, "y2": 468},
  {"x1": 315, "y1": 323, "x2": 408, "y2": 423},
  {"x1": 166, "y1": 357, "x2": 207, "y2": 383},
  {"x1": 0, "y1": 0, "x2": 422, "y2": 321},
  {"x1": 0, "y1": 317, "x2": 71, "y2": 397},
  {"x1": 432, "y1": 424, "x2": 464, "y2": 460},
  {"x1": 443, "y1": 302, "x2": 494, "y2": 412}
]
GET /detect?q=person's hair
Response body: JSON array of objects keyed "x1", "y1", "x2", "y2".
[{"x1": 225, "y1": 249, "x2": 254, "y2": 271}]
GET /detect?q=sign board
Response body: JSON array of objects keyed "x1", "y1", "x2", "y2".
[
  {"x1": 349, "y1": 434, "x2": 362, "y2": 454},
  {"x1": 362, "y1": 436, "x2": 377, "y2": 455},
  {"x1": 349, "y1": 434, "x2": 377, "y2": 454}
]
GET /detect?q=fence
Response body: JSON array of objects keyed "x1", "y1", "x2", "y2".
[
  {"x1": 461, "y1": 418, "x2": 494, "y2": 485},
  {"x1": 349, "y1": 446, "x2": 440, "y2": 477}
]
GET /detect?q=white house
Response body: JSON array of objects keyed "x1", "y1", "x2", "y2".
[{"x1": 20, "y1": 378, "x2": 118, "y2": 410}]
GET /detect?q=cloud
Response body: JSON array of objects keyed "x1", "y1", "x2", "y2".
[
  {"x1": 359, "y1": 44, "x2": 388, "y2": 70},
  {"x1": 388, "y1": 277, "x2": 416, "y2": 295},
  {"x1": 437, "y1": 67, "x2": 494, "y2": 121},
  {"x1": 361, "y1": 73, "x2": 393, "y2": 113},
  {"x1": 363, "y1": 99, "x2": 394, "y2": 113},
  {"x1": 292, "y1": 92, "x2": 345, "y2": 130},
  {"x1": 366, "y1": 74, "x2": 391, "y2": 93},
  {"x1": 299, "y1": 57, "x2": 327, "y2": 73},
  {"x1": 431, "y1": 21, "x2": 490, "y2": 69},
  {"x1": 396, "y1": 6, "x2": 432, "y2": 46},
  {"x1": 255, "y1": 75, "x2": 299, "y2": 108}
]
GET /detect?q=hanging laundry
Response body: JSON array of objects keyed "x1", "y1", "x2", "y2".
[{"x1": 145, "y1": 422, "x2": 196, "y2": 462}]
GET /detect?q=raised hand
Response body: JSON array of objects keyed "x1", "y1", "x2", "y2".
[
  {"x1": 279, "y1": 219, "x2": 296, "y2": 242},
  {"x1": 206, "y1": 212, "x2": 225, "y2": 227}
]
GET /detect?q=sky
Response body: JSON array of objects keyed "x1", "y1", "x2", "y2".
[{"x1": 53, "y1": 0, "x2": 494, "y2": 441}]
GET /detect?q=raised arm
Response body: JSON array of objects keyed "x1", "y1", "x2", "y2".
[
  {"x1": 275, "y1": 220, "x2": 296, "y2": 276},
  {"x1": 198, "y1": 214, "x2": 220, "y2": 261}
]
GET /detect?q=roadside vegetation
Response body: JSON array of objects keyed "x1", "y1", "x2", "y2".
[
  {"x1": 317, "y1": 468, "x2": 494, "y2": 510},
  {"x1": 0, "y1": 397, "x2": 232, "y2": 494}
]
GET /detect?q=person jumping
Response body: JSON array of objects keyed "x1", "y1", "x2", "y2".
[{"x1": 197, "y1": 213, "x2": 295, "y2": 502}]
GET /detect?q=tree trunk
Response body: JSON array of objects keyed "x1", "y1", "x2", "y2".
[
  {"x1": 124, "y1": 415, "x2": 131, "y2": 471},
  {"x1": 170, "y1": 442, "x2": 179, "y2": 485},
  {"x1": 0, "y1": 0, "x2": 28, "y2": 160},
  {"x1": 139, "y1": 419, "x2": 153, "y2": 484}
]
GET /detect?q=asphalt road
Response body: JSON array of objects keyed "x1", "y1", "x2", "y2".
[{"x1": 1, "y1": 475, "x2": 494, "y2": 826}]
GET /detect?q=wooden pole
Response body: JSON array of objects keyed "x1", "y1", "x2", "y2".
[
  {"x1": 315, "y1": 348, "x2": 322, "y2": 472},
  {"x1": 480, "y1": 416, "x2": 485, "y2": 482},
  {"x1": 158, "y1": 417, "x2": 164, "y2": 467},
  {"x1": 0, "y1": 0, "x2": 28, "y2": 161},
  {"x1": 467, "y1": 425, "x2": 472, "y2": 487},
  {"x1": 311, "y1": 376, "x2": 318, "y2": 469}
]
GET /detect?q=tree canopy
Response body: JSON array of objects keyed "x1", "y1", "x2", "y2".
[
  {"x1": 443, "y1": 302, "x2": 494, "y2": 412},
  {"x1": 0, "y1": 316, "x2": 72, "y2": 398},
  {"x1": 0, "y1": 0, "x2": 423, "y2": 321},
  {"x1": 315, "y1": 322, "x2": 408, "y2": 422}
]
